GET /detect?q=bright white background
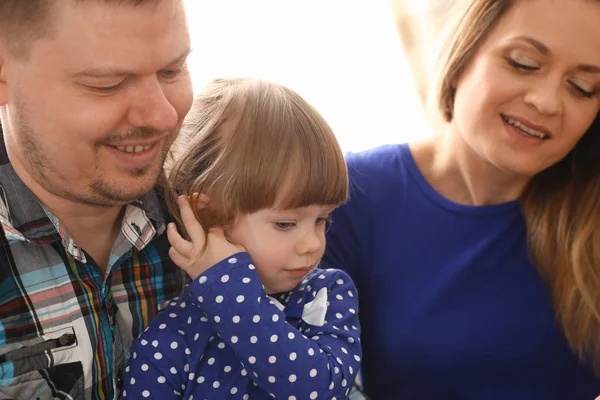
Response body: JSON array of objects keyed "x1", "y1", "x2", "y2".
[{"x1": 183, "y1": 1, "x2": 431, "y2": 154}]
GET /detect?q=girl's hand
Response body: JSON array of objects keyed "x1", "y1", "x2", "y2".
[{"x1": 167, "y1": 195, "x2": 246, "y2": 280}]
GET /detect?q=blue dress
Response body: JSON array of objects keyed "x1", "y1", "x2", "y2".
[
  {"x1": 322, "y1": 143, "x2": 600, "y2": 399},
  {"x1": 122, "y1": 252, "x2": 361, "y2": 399}
]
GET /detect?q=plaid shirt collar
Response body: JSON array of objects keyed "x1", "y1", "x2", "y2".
[{"x1": 0, "y1": 125, "x2": 166, "y2": 262}]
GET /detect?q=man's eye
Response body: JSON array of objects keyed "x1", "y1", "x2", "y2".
[
  {"x1": 88, "y1": 82, "x2": 123, "y2": 93},
  {"x1": 161, "y1": 69, "x2": 183, "y2": 79}
]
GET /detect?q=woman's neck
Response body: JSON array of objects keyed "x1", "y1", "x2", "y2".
[{"x1": 410, "y1": 127, "x2": 531, "y2": 206}]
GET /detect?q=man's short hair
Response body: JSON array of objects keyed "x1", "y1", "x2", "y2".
[{"x1": 0, "y1": 0, "x2": 161, "y2": 58}]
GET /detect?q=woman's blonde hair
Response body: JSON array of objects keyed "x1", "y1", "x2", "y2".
[
  {"x1": 166, "y1": 77, "x2": 348, "y2": 235},
  {"x1": 435, "y1": 0, "x2": 600, "y2": 372}
]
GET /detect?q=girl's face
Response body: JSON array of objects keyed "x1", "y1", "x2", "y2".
[
  {"x1": 450, "y1": 0, "x2": 600, "y2": 177},
  {"x1": 226, "y1": 204, "x2": 336, "y2": 294}
]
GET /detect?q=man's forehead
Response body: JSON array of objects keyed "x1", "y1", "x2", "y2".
[
  {"x1": 0, "y1": 0, "x2": 183, "y2": 60},
  {"x1": 35, "y1": 0, "x2": 190, "y2": 71}
]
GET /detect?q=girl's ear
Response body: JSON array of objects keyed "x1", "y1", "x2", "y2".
[
  {"x1": 189, "y1": 192, "x2": 225, "y2": 233},
  {"x1": 189, "y1": 192, "x2": 212, "y2": 222},
  {"x1": 190, "y1": 193, "x2": 211, "y2": 211}
]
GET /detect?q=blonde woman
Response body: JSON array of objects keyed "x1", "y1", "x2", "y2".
[
  {"x1": 323, "y1": 0, "x2": 600, "y2": 398},
  {"x1": 122, "y1": 78, "x2": 361, "y2": 399}
]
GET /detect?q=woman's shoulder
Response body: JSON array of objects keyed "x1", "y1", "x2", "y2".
[
  {"x1": 345, "y1": 143, "x2": 409, "y2": 174},
  {"x1": 343, "y1": 143, "x2": 416, "y2": 203}
]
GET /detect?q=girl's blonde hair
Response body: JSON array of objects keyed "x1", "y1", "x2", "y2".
[
  {"x1": 166, "y1": 77, "x2": 348, "y2": 234},
  {"x1": 435, "y1": 0, "x2": 600, "y2": 373}
]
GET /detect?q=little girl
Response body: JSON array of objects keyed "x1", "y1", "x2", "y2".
[{"x1": 122, "y1": 78, "x2": 361, "y2": 399}]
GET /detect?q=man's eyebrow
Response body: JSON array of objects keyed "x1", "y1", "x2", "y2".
[
  {"x1": 511, "y1": 36, "x2": 600, "y2": 74},
  {"x1": 68, "y1": 47, "x2": 192, "y2": 78}
]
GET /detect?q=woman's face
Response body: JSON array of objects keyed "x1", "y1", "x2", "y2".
[{"x1": 451, "y1": 0, "x2": 600, "y2": 177}]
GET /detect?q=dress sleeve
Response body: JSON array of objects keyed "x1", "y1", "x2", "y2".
[
  {"x1": 186, "y1": 252, "x2": 362, "y2": 400},
  {"x1": 121, "y1": 303, "x2": 198, "y2": 400}
]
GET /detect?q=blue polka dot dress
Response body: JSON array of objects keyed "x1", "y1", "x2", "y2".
[{"x1": 121, "y1": 252, "x2": 362, "y2": 399}]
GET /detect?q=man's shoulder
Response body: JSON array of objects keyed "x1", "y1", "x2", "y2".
[{"x1": 0, "y1": 166, "x2": 57, "y2": 244}]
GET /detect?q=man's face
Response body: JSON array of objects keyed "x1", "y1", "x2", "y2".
[{"x1": 0, "y1": 0, "x2": 193, "y2": 207}]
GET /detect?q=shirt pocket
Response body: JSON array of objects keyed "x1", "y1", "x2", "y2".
[{"x1": 0, "y1": 326, "x2": 84, "y2": 400}]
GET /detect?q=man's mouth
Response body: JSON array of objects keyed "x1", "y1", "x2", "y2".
[{"x1": 113, "y1": 144, "x2": 153, "y2": 154}]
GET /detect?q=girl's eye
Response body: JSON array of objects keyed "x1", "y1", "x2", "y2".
[
  {"x1": 274, "y1": 222, "x2": 295, "y2": 230},
  {"x1": 316, "y1": 216, "x2": 331, "y2": 225}
]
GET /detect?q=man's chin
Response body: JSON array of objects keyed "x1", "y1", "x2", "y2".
[{"x1": 87, "y1": 175, "x2": 159, "y2": 206}]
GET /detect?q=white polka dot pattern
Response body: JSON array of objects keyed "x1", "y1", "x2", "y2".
[{"x1": 121, "y1": 252, "x2": 361, "y2": 399}]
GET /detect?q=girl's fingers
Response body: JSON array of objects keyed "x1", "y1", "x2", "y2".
[
  {"x1": 179, "y1": 195, "x2": 206, "y2": 245},
  {"x1": 168, "y1": 246, "x2": 191, "y2": 272},
  {"x1": 167, "y1": 222, "x2": 193, "y2": 256}
]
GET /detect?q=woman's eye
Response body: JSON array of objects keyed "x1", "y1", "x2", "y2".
[
  {"x1": 508, "y1": 57, "x2": 539, "y2": 72},
  {"x1": 569, "y1": 82, "x2": 595, "y2": 98}
]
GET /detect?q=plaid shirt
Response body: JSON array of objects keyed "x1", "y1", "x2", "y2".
[{"x1": 0, "y1": 128, "x2": 181, "y2": 399}]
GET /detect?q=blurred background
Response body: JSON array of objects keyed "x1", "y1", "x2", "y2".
[{"x1": 183, "y1": 0, "x2": 462, "y2": 154}]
